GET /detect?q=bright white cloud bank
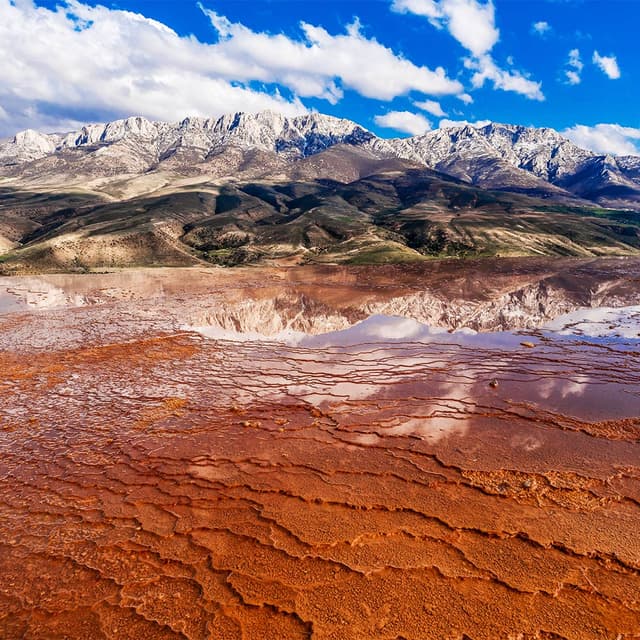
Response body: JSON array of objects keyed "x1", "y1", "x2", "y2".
[
  {"x1": 563, "y1": 124, "x2": 640, "y2": 155},
  {"x1": 374, "y1": 110, "x2": 432, "y2": 135},
  {"x1": 0, "y1": 0, "x2": 304, "y2": 134},
  {"x1": 0, "y1": 0, "x2": 462, "y2": 135},
  {"x1": 592, "y1": 51, "x2": 621, "y2": 80},
  {"x1": 391, "y1": 0, "x2": 544, "y2": 101},
  {"x1": 200, "y1": 8, "x2": 462, "y2": 101}
]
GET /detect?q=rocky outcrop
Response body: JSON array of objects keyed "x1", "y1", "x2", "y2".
[{"x1": 1, "y1": 110, "x2": 639, "y2": 210}]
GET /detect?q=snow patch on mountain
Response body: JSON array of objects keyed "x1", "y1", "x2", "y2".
[
  {"x1": 0, "y1": 111, "x2": 375, "y2": 167},
  {"x1": 1, "y1": 110, "x2": 639, "y2": 209}
]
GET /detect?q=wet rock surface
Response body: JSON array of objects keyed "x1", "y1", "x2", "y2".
[{"x1": 0, "y1": 259, "x2": 639, "y2": 639}]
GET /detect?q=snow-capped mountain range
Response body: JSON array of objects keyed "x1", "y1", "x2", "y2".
[
  {"x1": 2, "y1": 111, "x2": 639, "y2": 209},
  {"x1": 0, "y1": 112, "x2": 375, "y2": 164}
]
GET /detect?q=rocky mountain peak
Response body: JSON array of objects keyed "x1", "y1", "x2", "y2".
[
  {"x1": 0, "y1": 110, "x2": 639, "y2": 210},
  {"x1": 13, "y1": 128, "x2": 55, "y2": 148},
  {"x1": 4, "y1": 129, "x2": 59, "y2": 162},
  {"x1": 101, "y1": 116, "x2": 157, "y2": 141},
  {"x1": 430, "y1": 121, "x2": 594, "y2": 182},
  {"x1": 0, "y1": 110, "x2": 377, "y2": 168}
]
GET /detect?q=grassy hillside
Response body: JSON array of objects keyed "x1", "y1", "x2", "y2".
[{"x1": 1, "y1": 169, "x2": 639, "y2": 273}]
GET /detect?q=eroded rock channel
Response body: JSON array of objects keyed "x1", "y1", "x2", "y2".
[{"x1": 1, "y1": 258, "x2": 639, "y2": 639}]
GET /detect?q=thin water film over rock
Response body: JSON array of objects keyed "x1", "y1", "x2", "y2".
[{"x1": 1, "y1": 260, "x2": 639, "y2": 639}]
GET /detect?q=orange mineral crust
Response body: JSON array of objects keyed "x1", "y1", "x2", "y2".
[{"x1": 0, "y1": 262, "x2": 639, "y2": 639}]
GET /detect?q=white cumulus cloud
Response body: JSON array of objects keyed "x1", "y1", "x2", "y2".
[
  {"x1": 465, "y1": 55, "x2": 544, "y2": 101},
  {"x1": 592, "y1": 51, "x2": 621, "y2": 79},
  {"x1": 0, "y1": 0, "x2": 463, "y2": 136},
  {"x1": 199, "y1": 8, "x2": 463, "y2": 101},
  {"x1": 531, "y1": 21, "x2": 551, "y2": 36},
  {"x1": 392, "y1": 0, "x2": 499, "y2": 56},
  {"x1": 0, "y1": 0, "x2": 306, "y2": 135},
  {"x1": 563, "y1": 124, "x2": 640, "y2": 156},
  {"x1": 390, "y1": 0, "x2": 442, "y2": 20},
  {"x1": 374, "y1": 110, "x2": 432, "y2": 135},
  {"x1": 413, "y1": 99, "x2": 447, "y2": 117},
  {"x1": 564, "y1": 48, "x2": 583, "y2": 85},
  {"x1": 391, "y1": 0, "x2": 544, "y2": 101}
]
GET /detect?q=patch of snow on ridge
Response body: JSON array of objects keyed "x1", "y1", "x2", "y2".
[{"x1": 0, "y1": 111, "x2": 375, "y2": 165}]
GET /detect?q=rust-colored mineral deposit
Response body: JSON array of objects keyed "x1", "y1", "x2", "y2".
[{"x1": 1, "y1": 261, "x2": 639, "y2": 639}]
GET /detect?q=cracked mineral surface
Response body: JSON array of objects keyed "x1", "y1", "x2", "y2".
[{"x1": 0, "y1": 259, "x2": 639, "y2": 639}]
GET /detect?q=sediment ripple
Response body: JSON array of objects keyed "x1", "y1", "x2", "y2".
[{"x1": 1, "y1": 266, "x2": 639, "y2": 638}]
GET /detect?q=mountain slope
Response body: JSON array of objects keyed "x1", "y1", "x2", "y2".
[
  {"x1": 2, "y1": 167, "x2": 639, "y2": 273},
  {"x1": 0, "y1": 112, "x2": 374, "y2": 177},
  {"x1": 1, "y1": 110, "x2": 640, "y2": 272},
  {"x1": 2, "y1": 111, "x2": 639, "y2": 210},
  {"x1": 380, "y1": 123, "x2": 640, "y2": 207}
]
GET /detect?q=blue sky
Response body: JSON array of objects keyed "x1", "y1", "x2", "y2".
[{"x1": 1, "y1": 0, "x2": 639, "y2": 154}]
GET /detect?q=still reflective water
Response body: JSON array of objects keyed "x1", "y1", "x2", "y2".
[{"x1": 1, "y1": 261, "x2": 639, "y2": 639}]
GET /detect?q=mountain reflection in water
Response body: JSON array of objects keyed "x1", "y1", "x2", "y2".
[{"x1": 1, "y1": 260, "x2": 639, "y2": 639}]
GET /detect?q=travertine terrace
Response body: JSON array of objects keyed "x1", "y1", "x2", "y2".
[{"x1": 1, "y1": 259, "x2": 639, "y2": 639}]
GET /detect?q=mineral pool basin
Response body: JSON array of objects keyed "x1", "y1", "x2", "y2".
[{"x1": 0, "y1": 266, "x2": 639, "y2": 639}]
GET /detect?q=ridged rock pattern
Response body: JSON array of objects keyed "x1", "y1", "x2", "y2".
[
  {"x1": 1, "y1": 261, "x2": 639, "y2": 639},
  {"x1": 2, "y1": 111, "x2": 639, "y2": 208},
  {"x1": 0, "y1": 112, "x2": 374, "y2": 167}
]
